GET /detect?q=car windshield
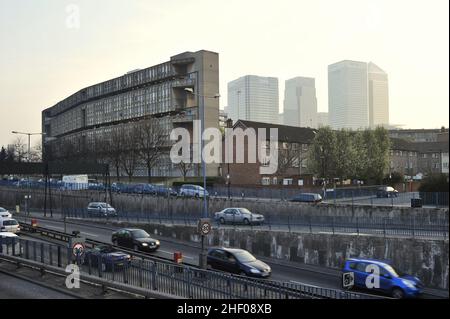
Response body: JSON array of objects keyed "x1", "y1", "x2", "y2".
[
  {"x1": 0, "y1": 208, "x2": 6, "y2": 212},
  {"x1": 233, "y1": 250, "x2": 257, "y2": 263},
  {"x1": 100, "y1": 203, "x2": 112, "y2": 208},
  {"x1": 3, "y1": 220, "x2": 18, "y2": 226},
  {"x1": 131, "y1": 230, "x2": 150, "y2": 239},
  {"x1": 384, "y1": 265, "x2": 400, "y2": 277},
  {"x1": 239, "y1": 208, "x2": 252, "y2": 214}
]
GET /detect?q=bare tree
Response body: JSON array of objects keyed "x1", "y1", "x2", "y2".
[
  {"x1": 277, "y1": 139, "x2": 308, "y2": 176},
  {"x1": 176, "y1": 160, "x2": 193, "y2": 181},
  {"x1": 103, "y1": 126, "x2": 127, "y2": 182},
  {"x1": 11, "y1": 136, "x2": 27, "y2": 162},
  {"x1": 135, "y1": 119, "x2": 166, "y2": 183},
  {"x1": 120, "y1": 125, "x2": 140, "y2": 182},
  {"x1": 29, "y1": 138, "x2": 43, "y2": 162}
]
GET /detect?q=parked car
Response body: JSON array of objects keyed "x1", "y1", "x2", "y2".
[
  {"x1": 154, "y1": 185, "x2": 178, "y2": 197},
  {"x1": 133, "y1": 183, "x2": 157, "y2": 195},
  {"x1": 82, "y1": 245, "x2": 131, "y2": 272},
  {"x1": 179, "y1": 184, "x2": 209, "y2": 198},
  {"x1": 111, "y1": 228, "x2": 160, "y2": 252},
  {"x1": 214, "y1": 208, "x2": 264, "y2": 225},
  {"x1": 290, "y1": 193, "x2": 323, "y2": 203},
  {"x1": 111, "y1": 182, "x2": 125, "y2": 193},
  {"x1": 0, "y1": 218, "x2": 20, "y2": 234},
  {"x1": 376, "y1": 186, "x2": 399, "y2": 198},
  {"x1": 0, "y1": 232, "x2": 22, "y2": 256},
  {"x1": 342, "y1": 258, "x2": 423, "y2": 298},
  {"x1": 87, "y1": 202, "x2": 117, "y2": 217},
  {"x1": 207, "y1": 247, "x2": 271, "y2": 278},
  {"x1": 0, "y1": 207, "x2": 12, "y2": 219}
]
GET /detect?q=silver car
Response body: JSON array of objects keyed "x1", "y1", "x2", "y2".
[
  {"x1": 87, "y1": 202, "x2": 117, "y2": 217},
  {"x1": 214, "y1": 208, "x2": 264, "y2": 225}
]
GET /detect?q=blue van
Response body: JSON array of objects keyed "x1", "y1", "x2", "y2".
[{"x1": 342, "y1": 258, "x2": 423, "y2": 298}]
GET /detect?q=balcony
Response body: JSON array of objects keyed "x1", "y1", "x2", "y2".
[{"x1": 172, "y1": 77, "x2": 196, "y2": 89}]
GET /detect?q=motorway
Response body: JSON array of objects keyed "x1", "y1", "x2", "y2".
[{"x1": 13, "y1": 214, "x2": 449, "y2": 299}]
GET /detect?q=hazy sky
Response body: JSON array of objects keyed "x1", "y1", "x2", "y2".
[{"x1": 0, "y1": 0, "x2": 448, "y2": 147}]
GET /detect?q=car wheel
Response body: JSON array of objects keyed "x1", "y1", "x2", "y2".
[
  {"x1": 243, "y1": 218, "x2": 250, "y2": 225},
  {"x1": 133, "y1": 244, "x2": 139, "y2": 251},
  {"x1": 219, "y1": 217, "x2": 225, "y2": 224},
  {"x1": 112, "y1": 239, "x2": 117, "y2": 246},
  {"x1": 239, "y1": 271, "x2": 246, "y2": 277},
  {"x1": 391, "y1": 288, "x2": 405, "y2": 299},
  {"x1": 195, "y1": 193, "x2": 199, "y2": 199}
]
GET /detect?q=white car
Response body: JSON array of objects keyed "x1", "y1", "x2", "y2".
[
  {"x1": 0, "y1": 218, "x2": 20, "y2": 234},
  {"x1": 179, "y1": 184, "x2": 209, "y2": 198},
  {"x1": 214, "y1": 208, "x2": 265, "y2": 225},
  {"x1": 0, "y1": 207, "x2": 12, "y2": 219}
]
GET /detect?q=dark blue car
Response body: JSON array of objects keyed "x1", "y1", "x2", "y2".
[
  {"x1": 82, "y1": 245, "x2": 131, "y2": 272},
  {"x1": 206, "y1": 247, "x2": 271, "y2": 278},
  {"x1": 342, "y1": 258, "x2": 424, "y2": 298}
]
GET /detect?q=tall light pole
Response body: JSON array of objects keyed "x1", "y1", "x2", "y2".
[
  {"x1": 184, "y1": 87, "x2": 220, "y2": 269},
  {"x1": 11, "y1": 131, "x2": 46, "y2": 216}
]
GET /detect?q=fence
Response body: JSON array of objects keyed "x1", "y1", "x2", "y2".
[
  {"x1": 0, "y1": 237, "x2": 380, "y2": 299},
  {"x1": 1, "y1": 180, "x2": 448, "y2": 208}
]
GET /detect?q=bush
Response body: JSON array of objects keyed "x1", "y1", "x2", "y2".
[{"x1": 418, "y1": 174, "x2": 449, "y2": 192}]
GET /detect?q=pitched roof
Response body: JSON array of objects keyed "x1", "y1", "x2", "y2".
[
  {"x1": 234, "y1": 120, "x2": 317, "y2": 144},
  {"x1": 390, "y1": 138, "x2": 449, "y2": 153}
]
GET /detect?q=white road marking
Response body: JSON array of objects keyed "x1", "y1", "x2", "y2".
[{"x1": 289, "y1": 280, "x2": 323, "y2": 289}]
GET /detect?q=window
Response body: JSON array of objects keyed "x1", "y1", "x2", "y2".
[{"x1": 261, "y1": 177, "x2": 270, "y2": 185}]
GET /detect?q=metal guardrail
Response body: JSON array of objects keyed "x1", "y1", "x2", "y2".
[{"x1": 12, "y1": 224, "x2": 385, "y2": 299}]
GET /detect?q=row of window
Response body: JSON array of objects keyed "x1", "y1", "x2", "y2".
[{"x1": 51, "y1": 62, "x2": 175, "y2": 116}]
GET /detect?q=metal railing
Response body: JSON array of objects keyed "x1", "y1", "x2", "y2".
[{"x1": 0, "y1": 236, "x2": 382, "y2": 299}]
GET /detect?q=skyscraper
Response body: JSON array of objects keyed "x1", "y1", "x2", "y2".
[
  {"x1": 227, "y1": 75, "x2": 279, "y2": 124},
  {"x1": 368, "y1": 62, "x2": 389, "y2": 128},
  {"x1": 283, "y1": 77, "x2": 318, "y2": 128},
  {"x1": 328, "y1": 60, "x2": 389, "y2": 130}
]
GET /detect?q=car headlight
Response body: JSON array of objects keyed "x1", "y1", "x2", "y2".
[
  {"x1": 401, "y1": 279, "x2": 416, "y2": 289},
  {"x1": 249, "y1": 268, "x2": 261, "y2": 274},
  {"x1": 141, "y1": 243, "x2": 148, "y2": 247},
  {"x1": 155, "y1": 240, "x2": 160, "y2": 245}
]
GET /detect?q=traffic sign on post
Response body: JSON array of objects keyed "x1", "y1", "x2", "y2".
[
  {"x1": 198, "y1": 218, "x2": 212, "y2": 236},
  {"x1": 342, "y1": 272, "x2": 354, "y2": 289},
  {"x1": 68, "y1": 237, "x2": 86, "y2": 264}
]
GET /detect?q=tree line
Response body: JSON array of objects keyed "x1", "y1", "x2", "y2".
[{"x1": 308, "y1": 126, "x2": 391, "y2": 185}]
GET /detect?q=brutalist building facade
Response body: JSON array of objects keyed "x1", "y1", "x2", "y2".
[{"x1": 42, "y1": 50, "x2": 220, "y2": 179}]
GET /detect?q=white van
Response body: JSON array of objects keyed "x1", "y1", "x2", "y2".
[{"x1": 0, "y1": 218, "x2": 20, "y2": 234}]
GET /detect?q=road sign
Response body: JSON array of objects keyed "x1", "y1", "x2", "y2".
[
  {"x1": 342, "y1": 272, "x2": 354, "y2": 289},
  {"x1": 69, "y1": 237, "x2": 86, "y2": 257},
  {"x1": 198, "y1": 218, "x2": 212, "y2": 236}
]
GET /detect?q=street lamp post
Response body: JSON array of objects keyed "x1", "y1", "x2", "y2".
[
  {"x1": 184, "y1": 87, "x2": 220, "y2": 269},
  {"x1": 11, "y1": 131, "x2": 46, "y2": 217}
]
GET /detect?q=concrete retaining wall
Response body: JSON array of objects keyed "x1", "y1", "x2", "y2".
[{"x1": 109, "y1": 221, "x2": 449, "y2": 289}]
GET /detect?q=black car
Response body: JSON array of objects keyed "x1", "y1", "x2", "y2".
[
  {"x1": 376, "y1": 186, "x2": 399, "y2": 198},
  {"x1": 82, "y1": 245, "x2": 131, "y2": 272},
  {"x1": 111, "y1": 228, "x2": 160, "y2": 252},
  {"x1": 206, "y1": 247, "x2": 271, "y2": 278}
]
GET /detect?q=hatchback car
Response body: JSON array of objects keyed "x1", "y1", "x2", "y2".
[
  {"x1": 342, "y1": 258, "x2": 423, "y2": 298},
  {"x1": 111, "y1": 228, "x2": 160, "y2": 252},
  {"x1": 0, "y1": 218, "x2": 20, "y2": 234},
  {"x1": 133, "y1": 184, "x2": 157, "y2": 195},
  {"x1": 376, "y1": 186, "x2": 399, "y2": 198},
  {"x1": 82, "y1": 245, "x2": 131, "y2": 272},
  {"x1": 207, "y1": 247, "x2": 271, "y2": 278},
  {"x1": 87, "y1": 202, "x2": 117, "y2": 217},
  {"x1": 179, "y1": 184, "x2": 209, "y2": 198},
  {"x1": 290, "y1": 193, "x2": 323, "y2": 203},
  {"x1": 214, "y1": 208, "x2": 264, "y2": 225},
  {"x1": 0, "y1": 207, "x2": 12, "y2": 219}
]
